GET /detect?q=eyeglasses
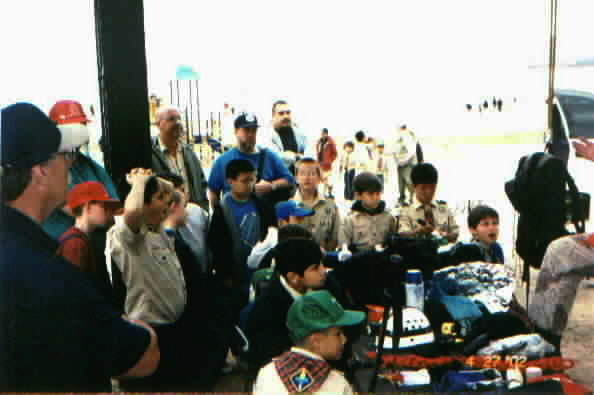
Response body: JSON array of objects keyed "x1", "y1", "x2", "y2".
[
  {"x1": 165, "y1": 115, "x2": 181, "y2": 122},
  {"x1": 57, "y1": 148, "x2": 79, "y2": 161}
]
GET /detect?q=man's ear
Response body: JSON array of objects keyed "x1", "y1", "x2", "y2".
[{"x1": 30, "y1": 164, "x2": 47, "y2": 182}]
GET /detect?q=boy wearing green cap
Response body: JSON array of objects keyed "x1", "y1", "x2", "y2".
[{"x1": 253, "y1": 290, "x2": 364, "y2": 394}]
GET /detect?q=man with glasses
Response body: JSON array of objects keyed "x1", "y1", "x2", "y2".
[
  {"x1": 0, "y1": 103, "x2": 160, "y2": 392},
  {"x1": 151, "y1": 106, "x2": 209, "y2": 211},
  {"x1": 261, "y1": 100, "x2": 308, "y2": 174},
  {"x1": 42, "y1": 100, "x2": 120, "y2": 240}
]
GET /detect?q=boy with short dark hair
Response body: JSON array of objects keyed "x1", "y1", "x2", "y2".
[
  {"x1": 339, "y1": 172, "x2": 397, "y2": 252},
  {"x1": 246, "y1": 238, "x2": 327, "y2": 378},
  {"x1": 294, "y1": 157, "x2": 341, "y2": 251},
  {"x1": 468, "y1": 205, "x2": 504, "y2": 264},
  {"x1": 398, "y1": 162, "x2": 459, "y2": 243},
  {"x1": 340, "y1": 141, "x2": 355, "y2": 201},
  {"x1": 58, "y1": 181, "x2": 122, "y2": 293},
  {"x1": 253, "y1": 290, "x2": 363, "y2": 394},
  {"x1": 106, "y1": 168, "x2": 184, "y2": 324},
  {"x1": 208, "y1": 159, "x2": 276, "y2": 311}
]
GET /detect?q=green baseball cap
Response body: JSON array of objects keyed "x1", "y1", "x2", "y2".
[{"x1": 287, "y1": 290, "x2": 365, "y2": 342}]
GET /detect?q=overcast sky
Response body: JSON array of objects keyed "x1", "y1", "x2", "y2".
[{"x1": 1, "y1": 1, "x2": 593, "y2": 137}]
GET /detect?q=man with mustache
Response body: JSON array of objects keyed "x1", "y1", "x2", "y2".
[
  {"x1": 151, "y1": 106, "x2": 209, "y2": 211},
  {"x1": 261, "y1": 100, "x2": 308, "y2": 174}
]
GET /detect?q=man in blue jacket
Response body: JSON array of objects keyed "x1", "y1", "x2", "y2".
[{"x1": 0, "y1": 102, "x2": 159, "y2": 392}]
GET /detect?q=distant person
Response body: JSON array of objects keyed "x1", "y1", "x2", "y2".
[
  {"x1": 352, "y1": 130, "x2": 371, "y2": 174},
  {"x1": 466, "y1": 103, "x2": 473, "y2": 112},
  {"x1": 315, "y1": 128, "x2": 338, "y2": 198},
  {"x1": 340, "y1": 172, "x2": 397, "y2": 252},
  {"x1": 207, "y1": 112, "x2": 294, "y2": 207},
  {"x1": 252, "y1": 290, "x2": 364, "y2": 394},
  {"x1": 492, "y1": 96, "x2": 497, "y2": 109},
  {"x1": 483, "y1": 100, "x2": 489, "y2": 110},
  {"x1": 1, "y1": 103, "x2": 159, "y2": 391},
  {"x1": 151, "y1": 105, "x2": 209, "y2": 210},
  {"x1": 387, "y1": 124, "x2": 418, "y2": 205},
  {"x1": 372, "y1": 141, "x2": 389, "y2": 186},
  {"x1": 261, "y1": 100, "x2": 308, "y2": 173},
  {"x1": 340, "y1": 141, "x2": 356, "y2": 201},
  {"x1": 497, "y1": 98, "x2": 503, "y2": 112}
]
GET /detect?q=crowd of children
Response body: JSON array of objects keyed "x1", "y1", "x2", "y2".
[{"x1": 5, "y1": 101, "x2": 592, "y2": 393}]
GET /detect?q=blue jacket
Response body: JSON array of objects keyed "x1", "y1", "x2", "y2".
[{"x1": 0, "y1": 204, "x2": 149, "y2": 392}]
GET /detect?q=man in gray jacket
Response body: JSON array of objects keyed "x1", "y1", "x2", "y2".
[
  {"x1": 260, "y1": 100, "x2": 308, "y2": 173},
  {"x1": 151, "y1": 106, "x2": 209, "y2": 211}
]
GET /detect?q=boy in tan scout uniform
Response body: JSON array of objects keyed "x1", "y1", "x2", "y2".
[
  {"x1": 293, "y1": 158, "x2": 340, "y2": 251},
  {"x1": 339, "y1": 172, "x2": 397, "y2": 252},
  {"x1": 397, "y1": 163, "x2": 459, "y2": 243}
]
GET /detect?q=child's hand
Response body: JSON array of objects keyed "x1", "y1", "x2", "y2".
[
  {"x1": 417, "y1": 223, "x2": 435, "y2": 235},
  {"x1": 126, "y1": 168, "x2": 153, "y2": 185},
  {"x1": 254, "y1": 180, "x2": 273, "y2": 195}
]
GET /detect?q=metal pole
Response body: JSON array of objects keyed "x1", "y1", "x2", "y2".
[
  {"x1": 196, "y1": 80, "x2": 201, "y2": 138},
  {"x1": 185, "y1": 107, "x2": 190, "y2": 145},
  {"x1": 547, "y1": 0, "x2": 559, "y2": 132},
  {"x1": 218, "y1": 112, "x2": 222, "y2": 141},
  {"x1": 176, "y1": 79, "x2": 181, "y2": 109},
  {"x1": 188, "y1": 81, "x2": 193, "y2": 144},
  {"x1": 169, "y1": 80, "x2": 173, "y2": 107}
]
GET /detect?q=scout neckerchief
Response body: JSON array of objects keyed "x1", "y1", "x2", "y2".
[{"x1": 274, "y1": 350, "x2": 331, "y2": 393}]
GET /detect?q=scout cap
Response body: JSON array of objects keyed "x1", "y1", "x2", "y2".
[
  {"x1": 275, "y1": 200, "x2": 314, "y2": 221},
  {"x1": 287, "y1": 290, "x2": 365, "y2": 341}
]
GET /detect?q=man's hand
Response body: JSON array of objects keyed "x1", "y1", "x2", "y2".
[
  {"x1": 126, "y1": 168, "x2": 153, "y2": 185},
  {"x1": 573, "y1": 138, "x2": 594, "y2": 162},
  {"x1": 254, "y1": 180, "x2": 273, "y2": 195},
  {"x1": 118, "y1": 318, "x2": 160, "y2": 378}
]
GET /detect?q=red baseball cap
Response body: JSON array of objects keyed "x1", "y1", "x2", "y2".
[{"x1": 66, "y1": 181, "x2": 121, "y2": 210}]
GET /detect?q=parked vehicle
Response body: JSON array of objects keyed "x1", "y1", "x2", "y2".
[{"x1": 547, "y1": 89, "x2": 594, "y2": 228}]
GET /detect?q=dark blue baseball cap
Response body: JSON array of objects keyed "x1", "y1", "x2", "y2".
[
  {"x1": 275, "y1": 200, "x2": 314, "y2": 221},
  {"x1": 234, "y1": 112, "x2": 260, "y2": 129},
  {"x1": 1, "y1": 102, "x2": 87, "y2": 170}
]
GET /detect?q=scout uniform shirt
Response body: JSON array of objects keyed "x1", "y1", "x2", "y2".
[
  {"x1": 293, "y1": 189, "x2": 340, "y2": 249},
  {"x1": 107, "y1": 217, "x2": 187, "y2": 324},
  {"x1": 340, "y1": 200, "x2": 397, "y2": 251},
  {"x1": 253, "y1": 347, "x2": 353, "y2": 394},
  {"x1": 397, "y1": 198, "x2": 459, "y2": 236}
]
